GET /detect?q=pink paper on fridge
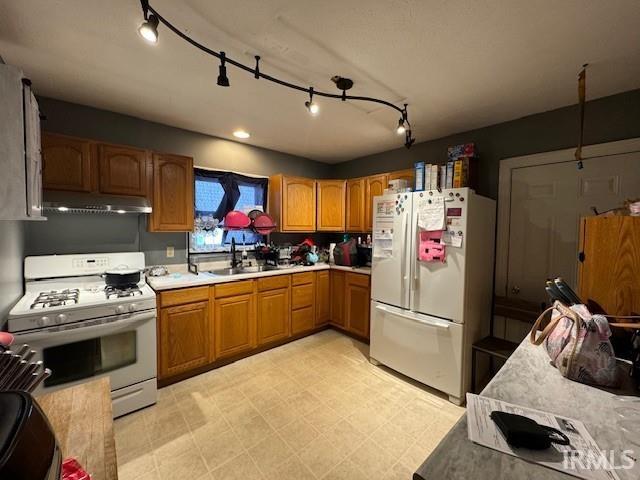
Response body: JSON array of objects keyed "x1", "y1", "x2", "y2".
[{"x1": 418, "y1": 230, "x2": 446, "y2": 263}]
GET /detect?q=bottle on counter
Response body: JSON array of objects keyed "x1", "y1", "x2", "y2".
[{"x1": 366, "y1": 234, "x2": 372, "y2": 246}]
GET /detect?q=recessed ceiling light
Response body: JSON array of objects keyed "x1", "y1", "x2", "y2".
[{"x1": 233, "y1": 130, "x2": 250, "y2": 139}]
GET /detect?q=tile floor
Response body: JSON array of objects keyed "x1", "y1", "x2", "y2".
[{"x1": 115, "y1": 329, "x2": 464, "y2": 480}]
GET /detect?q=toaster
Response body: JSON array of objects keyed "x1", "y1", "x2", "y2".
[{"x1": 0, "y1": 391, "x2": 61, "y2": 480}]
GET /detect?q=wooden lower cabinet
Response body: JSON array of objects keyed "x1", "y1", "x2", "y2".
[
  {"x1": 257, "y1": 287, "x2": 290, "y2": 345},
  {"x1": 330, "y1": 271, "x2": 371, "y2": 339},
  {"x1": 316, "y1": 270, "x2": 330, "y2": 326},
  {"x1": 158, "y1": 300, "x2": 211, "y2": 380},
  {"x1": 291, "y1": 273, "x2": 316, "y2": 335},
  {"x1": 214, "y1": 291, "x2": 257, "y2": 359},
  {"x1": 329, "y1": 270, "x2": 346, "y2": 328}
]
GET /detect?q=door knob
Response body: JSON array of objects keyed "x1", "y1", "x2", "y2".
[{"x1": 511, "y1": 286, "x2": 520, "y2": 295}]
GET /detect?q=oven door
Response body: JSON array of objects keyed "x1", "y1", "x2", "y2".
[{"x1": 14, "y1": 310, "x2": 157, "y2": 394}]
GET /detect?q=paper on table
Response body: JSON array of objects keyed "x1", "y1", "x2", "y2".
[
  {"x1": 417, "y1": 196, "x2": 445, "y2": 231},
  {"x1": 466, "y1": 393, "x2": 623, "y2": 480}
]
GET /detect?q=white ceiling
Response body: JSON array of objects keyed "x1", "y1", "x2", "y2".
[{"x1": 1, "y1": 0, "x2": 639, "y2": 163}]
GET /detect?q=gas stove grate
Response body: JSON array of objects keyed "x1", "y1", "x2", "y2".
[
  {"x1": 105, "y1": 285, "x2": 143, "y2": 300},
  {"x1": 30, "y1": 289, "x2": 80, "y2": 309}
]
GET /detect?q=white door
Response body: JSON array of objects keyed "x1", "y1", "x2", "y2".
[
  {"x1": 410, "y1": 189, "x2": 469, "y2": 322},
  {"x1": 371, "y1": 192, "x2": 413, "y2": 309},
  {"x1": 507, "y1": 152, "x2": 640, "y2": 305}
]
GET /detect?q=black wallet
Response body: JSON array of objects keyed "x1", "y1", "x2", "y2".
[{"x1": 490, "y1": 411, "x2": 571, "y2": 450}]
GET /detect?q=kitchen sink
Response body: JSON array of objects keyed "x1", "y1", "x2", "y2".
[{"x1": 208, "y1": 265, "x2": 280, "y2": 276}]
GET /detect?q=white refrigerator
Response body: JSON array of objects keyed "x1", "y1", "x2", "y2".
[{"x1": 369, "y1": 188, "x2": 495, "y2": 405}]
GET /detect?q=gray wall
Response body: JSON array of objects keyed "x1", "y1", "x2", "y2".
[
  {"x1": 25, "y1": 97, "x2": 334, "y2": 264},
  {"x1": 333, "y1": 89, "x2": 640, "y2": 200},
  {"x1": 0, "y1": 221, "x2": 24, "y2": 325}
]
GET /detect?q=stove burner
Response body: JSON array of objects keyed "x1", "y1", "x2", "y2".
[
  {"x1": 30, "y1": 289, "x2": 80, "y2": 309},
  {"x1": 105, "y1": 285, "x2": 143, "y2": 300}
]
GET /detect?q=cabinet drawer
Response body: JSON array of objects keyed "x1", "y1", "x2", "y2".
[
  {"x1": 291, "y1": 306, "x2": 314, "y2": 335},
  {"x1": 292, "y1": 272, "x2": 314, "y2": 286},
  {"x1": 257, "y1": 275, "x2": 290, "y2": 292},
  {"x1": 159, "y1": 286, "x2": 209, "y2": 307},
  {"x1": 215, "y1": 280, "x2": 255, "y2": 298},
  {"x1": 292, "y1": 284, "x2": 314, "y2": 309},
  {"x1": 346, "y1": 272, "x2": 370, "y2": 288}
]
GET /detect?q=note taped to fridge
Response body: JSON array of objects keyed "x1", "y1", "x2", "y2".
[{"x1": 417, "y1": 196, "x2": 445, "y2": 231}]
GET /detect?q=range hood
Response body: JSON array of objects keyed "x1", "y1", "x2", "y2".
[{"x1": 42, "y1": 191, "x2": 152, "y2": 214}]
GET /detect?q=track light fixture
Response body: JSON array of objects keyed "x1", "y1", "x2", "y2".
[
  {"x1": 217, "y1": 52, "x2": 230, "y2": 87},
  {"x1": 138, "y1": 13, "x2": 159, "y2": 44},
  {"x1": 305, "y1": 88, "x2": 319, "y2": 116},
  {"x1": 137, "y1": 2, "x2": 416, "y2": 148}
]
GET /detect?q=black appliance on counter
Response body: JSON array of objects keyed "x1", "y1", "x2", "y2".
[
  {"x1": 356, "y1": 245, "x2": 372, "y2": 267},
  {"x1": 0, "y1": 391, "x2": 61, "y2": 480}
]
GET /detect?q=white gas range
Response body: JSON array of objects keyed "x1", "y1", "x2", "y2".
[{"x1": 8, "y1": 252, "x2": 157, "y2": 417}]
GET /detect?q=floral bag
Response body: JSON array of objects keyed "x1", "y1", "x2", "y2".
[{"x1": 530, "y1": 301, "x2": 621, "y2": 387}]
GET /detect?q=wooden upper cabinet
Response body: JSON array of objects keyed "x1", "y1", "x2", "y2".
[
  {"x1": 149, "y1": 153, "x2": 194, "y2": 232},
  {"x1": 345, "y1": 273, "x2": 371, "y2": 339},
  {"x1": 158, "y1": 300, "x2": 211, "y2": 379},
  {"x1": 388, "y1": 168, "x2": 415, "y2": 187},
  {"x1": 346, "y1": 178, "x2": 366, "y2": 232},
  {"x1": 269, "y1": 174, "x2": 316, "y2": 232},
  {"x1": 365, "y1": 174, "x2": 389, "y2": 231},
  {"x1": 41, "y1": 133, "x2": 92, "y2": 192},
  {"x1": 578, "y1": 216, "x2": 640, "y2": 316},
  {"x1": 98, "y1": 144, "x2": 148, "y2": 196},
  {"x1": 315, "y1": 270, "x2": 330, "y2": 326},
  {"x1": 317, "y1": 180, "x2": 346, "y2": 231}
]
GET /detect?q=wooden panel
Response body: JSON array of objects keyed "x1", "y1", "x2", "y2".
[
  {"x1": 37, "y1": 378, "x2": 117, "y2": 480},
  {"x1": 578, "y1": 216, "x2": 640, "y2": 316},
  {"x1": 214, "y1": 293, "x2": 257, "y2": 359},
  {"x1": 346, "y1": 272, "x2": 370, "y2": 287},
  {"x1": 346, "y1": 178, "x2": 366, "y2": 232},
  {"x1": 317, "y1": 180, "x2": 346, "y2": 231},
  {"x1": 215, "y1": 280, "x2": 254, "y2": 298},
  {"x1": 292, "y1": 283, "x2": 314, "y2": 310},
  {"x1": 149, "y1": 153, "x2": 194, "y2": 232},
  {"x1": 315, "y1": 270, "x2": 330, "y2": 326},
  {"x1": 345, "y1": 272, "x2": 371, "y2": 338},
  {"x1": 98, "y1": 144, "x2": 148, "y2": 196},
  {"x1": 159, "y1": 301, "x2": 211, "y2": 379},
  {"x1": 291, "y1": 306, "x2": 315, "y2": 335},
  {"x1": 257, "y1": 287, "x2": 290, "y2": 345},
  {"x1": 292, "y1": 272, "x2": 314, "y2": 286},
  {"x1": 257, "y1": 275, "x2": 290, "y2": 292},
  {"x1": 330, "y1": 270, "x2": 346, "y2": 327},
  {"x1": 388, "y1": 168, "x2": 415, "y2": 186},
  {"x1": 159, "y1": 286, "x2": 209, "y2": 307},
  {"x1": 283, "y1": 176, "x2": 316, "y2": 231},
  {"x1": 41, "y1": 132, "x2": 92, "y2": 192},
  {"x1": 365, "y1": 174, "x2": 389, "y2": 231}
]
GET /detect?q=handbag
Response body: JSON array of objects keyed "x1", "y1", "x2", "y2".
[
  {"x1": 530, "y1": 301, "x2": 627, "y2": 387},
  {"x1": 333, "y1": 239, "x2": 357, "y2": 266}
]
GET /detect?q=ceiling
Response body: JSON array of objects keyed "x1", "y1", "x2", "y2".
[{"x1": 1, "y1": 1, "x2": 639, "y2": 163}]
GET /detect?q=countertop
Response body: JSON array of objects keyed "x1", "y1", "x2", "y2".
[
  {"x1": 414, "y1": 339, "x2": 638, "y2": 480},
  {"x1": 37, "y1": 377, "x2": 117, "y2": 480},
  {"x1": 147, "y1": 263, "x2": 371, "y2": 291}
]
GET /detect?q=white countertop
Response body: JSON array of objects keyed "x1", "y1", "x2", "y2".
[{"x1": 147, "y1": 263, "x2": 370, "y2": 291}]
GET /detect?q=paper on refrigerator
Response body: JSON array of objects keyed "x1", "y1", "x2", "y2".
[
  {"x1": 373, "y1": 199, "x2": 395, "y2": 258},
  {"x1": 466, "y1": 394, "x2": 624, "y2": 480},
  {"x1": 417, "y1": 196, "x2": 445, "y2": 231}
]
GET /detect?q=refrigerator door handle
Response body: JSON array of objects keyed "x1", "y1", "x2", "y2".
[
  {"x1": 413, "y1": 210, "x2": 420, "y2": 284},
  {"x1": 375, "y1": 305, "x2": 450, "y2": 329},
  {"x1": 401, "y1": 212, "x2": 408, "y2": 282}
]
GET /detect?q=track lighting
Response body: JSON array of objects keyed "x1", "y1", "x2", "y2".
[
  {"x1": 138, "y1": 13, "x2": 159, "y2": 44},
  {"x1": 305, "y1": 88, "x2": 319, "y2": 116},
  {"x1": 137, "y1": 2, "x2": 417, "y2": 148},
  {"x1": 217, "y1": 52, "x2": 230, "y2": 87}
]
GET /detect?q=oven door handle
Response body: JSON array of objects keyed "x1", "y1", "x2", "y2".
[{"x1": 14, "y1": 310, "x2": 156, "y2": 343}]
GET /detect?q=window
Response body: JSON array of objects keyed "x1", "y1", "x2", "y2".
[{"x1": 190, "y1": 170, "x2": 268, "y2": 253}]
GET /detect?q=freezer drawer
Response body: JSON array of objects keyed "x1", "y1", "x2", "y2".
[{"x1": 369, "y1": 301, "x2": 464, "y2": 402}]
